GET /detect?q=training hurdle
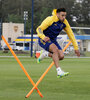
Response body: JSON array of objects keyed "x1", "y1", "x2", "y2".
[
  {"x1": 2, "y1": 36, "x2": 43, "y2": 98},
  {"x1": 26, "y1": 41, "x2": 72, "y2": 98}
]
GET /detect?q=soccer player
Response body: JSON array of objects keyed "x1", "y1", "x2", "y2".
[{"x1": 36, "y1": 8, "x2": 80, "y2": 78}]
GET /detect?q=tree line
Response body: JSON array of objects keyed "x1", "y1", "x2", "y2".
[{"x1": 0, "y1": 0, "x2": 90, "y2": 34}]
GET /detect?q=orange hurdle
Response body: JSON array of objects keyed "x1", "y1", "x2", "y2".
[
  {"x1": 2, "y1": 36, "x2": 43, "y2": 98},
  {"x1": 26, "y1": 41, "x2": 72, "y2": 98}
]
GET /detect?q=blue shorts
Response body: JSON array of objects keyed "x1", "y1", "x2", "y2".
[{"x1": 38, "y1": 38, "x2": 62, "y2": 52}]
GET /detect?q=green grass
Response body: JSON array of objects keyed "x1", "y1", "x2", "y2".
[
  {"x1": 0, "y1": 57, "x2": 90, "y2": 100},
  {"x1": 84, "y1": 52, "x2": 90, "y2": 57}
]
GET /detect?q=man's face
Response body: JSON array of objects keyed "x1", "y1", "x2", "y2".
[{"x1": 57, "y1": 12, "x2": 67, "y2": 22}]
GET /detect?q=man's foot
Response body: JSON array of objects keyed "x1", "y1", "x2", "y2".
[
  {"x1": 37, "y1": 50, "x2": 43, "y2": 63},
  {"x1": 57, "y1": 71, "x2": 69, "y2": 78}
]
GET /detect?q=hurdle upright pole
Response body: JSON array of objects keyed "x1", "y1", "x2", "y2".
[
  {"x1": 26, "y1": 41, "x2": 72, "y2": 98},
  {"x1": 2, "y1": 36, "x2": 43, "y2": 98}
]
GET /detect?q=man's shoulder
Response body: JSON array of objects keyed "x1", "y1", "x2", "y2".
[
  {"x1": 63, "y1": 19, "x2": 68, "y2": 24},
  {"x1": 45, "y1": 16, "x2": 54, "y2": 21},
  {"x1": 42, "y1": 16, "x2": 54, "y2": 25},
  {"x1": 63, "y1": 19, "x2": 70, "y2": 26}
]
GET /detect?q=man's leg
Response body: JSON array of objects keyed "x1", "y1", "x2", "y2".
[
  {"x1": 37, "y1": 43, "x2": 60, "y2": 67},
  {"x1": 49, "y1": 43, "x2": 69, "y2": 78},
  {"x1": 49, "y1": 43, "x2": 61, "y2": 68},
  {"x1": 58, "y1": 50, "x2": 64, "y2": 60},
  {"x1": 37, "y1": 50, "x2": 49, "y2": 63},
  {"x1": 37, "y1": 38, "x2": 69, "y2": 77},
  {"x1": 37, "y1": 49, "x2": 64, "y2": 61},
  {"x1": 37, "y1": 39, "x2": 64, "y2": 63},
  {"x1": 38, "y1": 50, "x2": 64, "y2": 59},
  {"x1": 37, "y1": 49, "x2": 64, "y2": 64}
]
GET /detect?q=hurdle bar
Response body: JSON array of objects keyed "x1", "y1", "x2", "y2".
[
  {"x1": 2, "y1": 36, "x2": 43, "y2": 98},
  {"x1": 26, "y1": 41, "x2": 72, "y2": 98}
]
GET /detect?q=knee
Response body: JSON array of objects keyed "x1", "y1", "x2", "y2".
[{"x1": 59, "y1": 55, "x2": 64, "y2": 60}]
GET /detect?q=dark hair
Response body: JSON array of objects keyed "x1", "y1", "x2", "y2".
[{"x1": 56, "y1": 8, "x2": 66, "y2": 13}]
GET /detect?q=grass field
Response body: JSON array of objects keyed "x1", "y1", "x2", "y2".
[{"x1": 0, "y1": 57, "x2": 90, "y2": 100}]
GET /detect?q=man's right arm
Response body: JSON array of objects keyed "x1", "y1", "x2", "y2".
[
  {"x1": 36, "y1": 16, "x2": 52, "y2": 40},
  {"x1": 36, "y1": 28, "x2": 45, "y2": 40}
]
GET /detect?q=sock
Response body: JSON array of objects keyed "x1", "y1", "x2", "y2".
[
  {"x1": 56, "y1": 67, "x2": 62, "y2": 75},
  {"x1": 44, "y1": 51, "x2": 49, "y2": 57},
  {"x1": 40, "y1": 50, "x2": 49, "y2": 59}
]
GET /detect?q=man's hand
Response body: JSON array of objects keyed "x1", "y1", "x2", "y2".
[
  {"x1": 75, "y1": 50, "x2": 80, "y2": 57},
  {"x1": 44, "y1": 36, "x2": 50, "y2": 42}
]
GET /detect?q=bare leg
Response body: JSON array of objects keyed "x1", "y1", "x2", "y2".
[
  {"x1": 37, "y1": 44, "x2": 69, "y2": 77},
  {"x1": 48, "y1": 50, "x2": 64, "y2": 60},
  {"x1": 49, "y1": 44, "x2": 61, "y2": 68}
]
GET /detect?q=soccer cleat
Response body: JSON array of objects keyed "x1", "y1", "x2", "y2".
[
  {"x1": 37, "y1": 50, "x2": 43, "y2": 63},
  {"x1": 57, "y1": 71, "x2": 69, "y2": 78}
]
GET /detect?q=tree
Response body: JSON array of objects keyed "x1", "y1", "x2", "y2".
[
  {"x1": 1, "y1": 0, "x2": 90, "y2": 34},
  {"x1": 71, "y1": 0, "x2": 90, "y2": 26}
]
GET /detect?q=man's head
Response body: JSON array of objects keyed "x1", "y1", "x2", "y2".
[{"x1": 56, "y1": 8, "x2": 66, "y2": 22}]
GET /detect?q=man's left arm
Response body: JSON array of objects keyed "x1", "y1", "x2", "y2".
[{"x1": 63, "y1": 19, "x2": 80, "y2": 57}]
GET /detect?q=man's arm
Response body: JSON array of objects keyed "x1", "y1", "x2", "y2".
[
  {"x1": 36, "y1": 28, "x2": 46, "y2": 40},
  {"x1": 63, "y1": 19, "x2": 80, "y2": 57},
  {"x1": 36, "y1": 16, "x2": 53, "y2": 41}
]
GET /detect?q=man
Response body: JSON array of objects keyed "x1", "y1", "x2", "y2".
[{"x1": 36, "y1": 8, "x2": 80, "y2": 78}]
